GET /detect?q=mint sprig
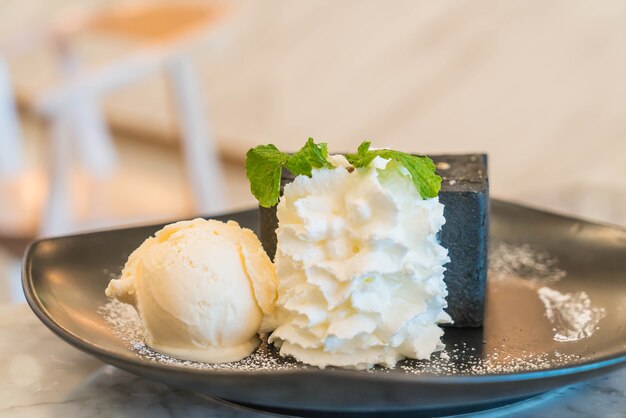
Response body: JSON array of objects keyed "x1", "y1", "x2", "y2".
[
  {"x1": 285, "y1": 138, "x2": 334, "y2": 176},
  {"x1": 245, "y1": 144, "x2": 290, "y2": 208},
  {"x1": 246, "y1": 139, "x2": 441, "y2": 207},
  {"x1": 345, "y1": 141, "x2": 441, "y2": 199},
  {"x1": 246, "y1": 138, "x2": 334, "y2": 207}
]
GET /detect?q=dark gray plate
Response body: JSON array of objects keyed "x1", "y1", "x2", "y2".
[{"x1": 22, "y1": 200, "x2": 626, "y2": 416}]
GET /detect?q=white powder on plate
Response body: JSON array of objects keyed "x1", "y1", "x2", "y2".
[
  {"x1": 98, "y1": 299, "x2": 586, "y2": 375},
  {"x1": 398, "y1": 344, "x2": 583, "y2": 376},
  {"x1": 98, "y1": 299, "x2": 302, "y2": 372},
  {"x1": 489, "y1": 242, "x2": 566, "y2": 284},
  {"x1": 489, "y1": 242, "x2": 606, "y2": 343},
  {"x1": 537, "y1": 287, "x2": 606, "y2": 342}
]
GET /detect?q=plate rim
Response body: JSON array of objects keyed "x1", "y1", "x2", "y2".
[{"x1": 22, "y1": 199, "x2": 626, "y2": 384}]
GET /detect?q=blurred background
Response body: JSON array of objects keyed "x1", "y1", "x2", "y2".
[{"x1": 0, "y1": 0, "x2": 625, "y2": 303}]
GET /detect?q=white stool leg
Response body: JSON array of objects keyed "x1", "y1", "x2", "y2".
[
  {"x1": 0, "y1": 57, "x2": 24, "y2": 179},
  {"x1": 38, "y1": 40, "x2": 117, "y2": 236},
  {"x1": 70, "y1": 97, "x2": 117, "y2": 178},
  {"x1": 55, "y1": 41, "x2": 117, "y2": 179},
  {"x1": 166, "y1": 55, "x2": 224, "y2": 215},
  {"x1": 40, "y1": 115, "x2": 73, "y2": 236}
]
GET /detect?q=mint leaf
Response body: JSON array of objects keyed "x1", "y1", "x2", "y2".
[
  {"x1": 246, "y1": 139, "x2": 441, "y2": 208},
  {"x1": 346, "y1": 141, "x2": 441, "y2": 198},
  {"x1": 375, "y1": 149, "x2": 440, "y2": 198},
  {"x1": 245, "y1": 144, "x2": 290, "y2": 208},
  {"x1": 285, "y1": 138, "x2": 334, "y2": 177},
  {"x1": 345, "y1": 141, "x2": 376, "y2": 167},
  {"x1": 245, "y1": 139, "x2": 334, "y2": 207}
]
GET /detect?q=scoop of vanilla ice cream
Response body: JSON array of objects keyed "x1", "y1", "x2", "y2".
[
  {"x1": 105, "y1": 218, "x2": 277, "y2": 363},
  {"x1": 268, "y1": 155, "x2": 451, "y2": 369}
]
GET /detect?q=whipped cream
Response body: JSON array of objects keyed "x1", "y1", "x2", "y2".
[
  {"x1": 106, "y1": 218, "x2": 277, "y2": 363},
  {"x1": 268, "y1": 155, "x2": 451, "y2": 369}
]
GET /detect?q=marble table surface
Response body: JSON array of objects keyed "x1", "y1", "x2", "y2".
[{"x1": 1, "y1": 303, "x2": 624, "y2": 418}]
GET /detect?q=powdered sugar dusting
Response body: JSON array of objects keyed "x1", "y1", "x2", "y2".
[
  {"x1": 397, "y1": 344, "x2": 583, "y2": 375},
  {"x1": 98, "y1": 298, "x2": 143, "y2": 342},
  {"x1": 98, "y1": 299, "x2": 302, "y2": 372},
  {"x1": 537, "y1": 287, "x2": 606, "y2": 342},
  {"x1": 489, "y1": 242, "x2": 566, "y2": 284},
  {"x1": 489, "y1": 242, "x2": 605, "y2": 343},
  {"x1": 98, "y1": 299, "x2": 586, "y2": 375}
]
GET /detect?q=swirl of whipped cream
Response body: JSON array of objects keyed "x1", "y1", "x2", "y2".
[{"x1": 268, "y1": 155, "x2": 451, "y2": 369}]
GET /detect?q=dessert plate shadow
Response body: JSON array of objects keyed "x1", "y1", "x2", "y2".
[{"x1": 22, "y1": 199, "x2": 626, "y2": 416}]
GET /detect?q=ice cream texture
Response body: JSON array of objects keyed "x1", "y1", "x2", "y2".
[
  {"x1": 268, "y1": 155, "x2": 451, "y2": 369},
  {"x1": 105, "y1": 218, "x2": 277, "y2": 363}
]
